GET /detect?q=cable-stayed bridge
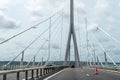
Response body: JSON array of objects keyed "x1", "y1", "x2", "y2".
[{"x1": 0, "y1": 0, "x2": 120, "y2": 80}]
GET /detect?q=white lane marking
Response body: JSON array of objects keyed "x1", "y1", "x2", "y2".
[
  {"x1": 22, "y1": 77, "x2": 31, "y2": 80},
  {"x1": 86, "y1": 74, "x2": 90, "y2": 76},
  {"x1": 44, "y1": 69, "x2": 66, "y2": 80}
]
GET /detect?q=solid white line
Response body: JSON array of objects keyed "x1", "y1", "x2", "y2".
[
  {"x1": 22, "y1": 77, "x2": 31, "y2": 80},
  {"x1": 44, "y1": 69, "x2": 66, "y2": 80}
]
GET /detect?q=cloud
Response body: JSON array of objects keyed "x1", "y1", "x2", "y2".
[
  {"x1": 26, "y1": 0, "x2": 65, "y2": 22},
  {"x1": 107, "y1": 16, "x2": 115, "y2": 23},
  {"x1": 0, "y1": 11, "x2": 19, "y2": 29},
  {"x1": 75, "y1": 1, "x2": 86, "y2": 16},
  {"x1": 119, "y1": 2, "x2": 120, "y2": 7},
  {"x1": 93, "y1": 0, "x2": 109, "y2": 21},
  {"x1": 63, "y1": 0, "x2": 86, "y2": 19},
  {"x1": 51, "y1": 43, "x2": 60, "y2": 49},
  {"x1": 82, "y1": 0, "x2": 112, "y2": 32},
  {"x1": 0, "y1": 37, "x2": 5, "y2": 41},
  {"x1": 0, "y1": 0, "x2": 10, "y2": 9}
]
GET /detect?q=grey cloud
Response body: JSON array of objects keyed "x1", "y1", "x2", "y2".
[
  {"x1": 0, "y1": 9, "x2": 7, "y2": 12},
  {"x1": 113, "y1": 50, "x2": 120, "y2": 55},
  {"x1": 51, "y1": 43, "x2": 60, "y2": 49},
  {"x1": 27, "y1": 0, "x2": 66, "y2": 20},
  {"x1": 0, "y1": 12, "x2": 19, "y2": 29},
  {"x1": 31, "y1": 11, "x2": 42, "y2": 17},
  {"x1": 40, "y1": 46, "x2": 48, "y2": 50},
  {"x1": 0, "y1": 37, "x2": 5, "y2": 41}
]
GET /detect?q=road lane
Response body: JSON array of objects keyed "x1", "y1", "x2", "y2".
[
  {"x1": 83, "y1": 68, "x2": 120, "y2": 80},
  {"x1": 44, "y1": 68, "x2": 120, "y2": 80}
]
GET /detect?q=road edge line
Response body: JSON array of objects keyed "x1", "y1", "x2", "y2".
[{"x1": 43, "y1": 68, "x2": 66, "y2": 80}]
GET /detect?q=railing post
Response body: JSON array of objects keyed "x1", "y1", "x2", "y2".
[
  {"x1": 25, "y1": 71, "x2": 28, "y2": 80},
  {"x1": 51, "y1": 67, "x2": 52, "y2": 72},
  {"x1": 50, "y1": 67, "x2": 52, "y2": 72},
  {"x1": 3, "y1": 74, "x2": 7, "y2": 80},
  {"x1": 46, "y1": 68, "x2": 47, "y2": 74},
  {"x1": 48, "y1": 68, "x2": 50, "y2": 73},
  {"x1": 17, "y1": 72, "x2": 20, "y2": 80},
  {"x1": 40, "y1": 68, "x2": 42, "y2": 76},
  {"x1": 48, "y1": 68, "x2": 49, "y2": 73},
  {"x1": 43, "y1": 68, "x2": 45, "y2": 75},
  {"x1": 31, "y1": 70, "x2": 34, "y2": 79},
  {"x1": 36, "y1": 69, "x2": 39, "y2": 78},
  {"x1": 49, "y1": 68, "x2": 51, "y2": 72}
]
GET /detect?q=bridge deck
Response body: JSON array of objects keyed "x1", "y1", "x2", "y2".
[{"x1": 43, "y1": 68, "x2": 120, "y2": 80}]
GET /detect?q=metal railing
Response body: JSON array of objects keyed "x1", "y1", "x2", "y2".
[
  {"x1": 0, "y1": 65, "x2": 40, "y2": 70},
  {"x1": 0, "y1": 66, "x2": 67, "y2": 80}
]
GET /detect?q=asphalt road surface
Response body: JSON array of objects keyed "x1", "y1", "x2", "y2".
[{"x1": 44, "y1": 68, "x2": 120, "y2": 80}]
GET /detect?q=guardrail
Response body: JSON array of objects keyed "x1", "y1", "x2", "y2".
[
  {"x1": 90, "y1": 66, "x2": 120, "y2": 72},
  {"x1": 0, "y1": 66, "x2": 68, "y2": 80},
  {"x1": 99, "y1": 66, "x2": 120, "y2": 71},
  {"x1": 0, "y1": 65, "x2": 34, "y2": 70}
]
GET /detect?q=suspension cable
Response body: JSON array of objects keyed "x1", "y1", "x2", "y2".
[
  {"x1": 89, "y1": 43, "x2": 104, "y2": 67},
  {"x1": 4, "y1": 14, "x2": 62, "y2": 66},
  {"x1": 96, "y1": 26, "x2": 120, "y2": 44},
  {"x1": 45, "y1": 17, "x2": 63, "y2": 63},
  {"x1": 0, "y1": 8, "x2": 63, "y2": 45},
  {"x1": 96, "y1": 54, "x2": 104, "y2": 67},
  {"x1": 26, "y1": 41, "x2": 47, "y2": 67},
  {"x1": 90, "y1": 32, "x2": 117, "y2": 66}
]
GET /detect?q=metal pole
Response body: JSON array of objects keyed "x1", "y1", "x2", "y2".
[
  {"x1": 41, "y1": 57, "x2": 43, "y2": 66},
  {"x1": 104, "y1": 52, "x2": 108, "y2": 66},
  {"x1": 47, "y1": 18, "x2": 51, "y2": 62},
  {"x1": 60, "y1": 10, "x2": 63, "y2": 61},
  {"x1": 85, "y1": 17, "x2": 90, "y2": 66},
  {"x1": 97, "y1": 56, "x2": 99, "y2": 66},
  {"x1": 20, "y1": 51, "x2": 24, "y2": 67},
  {"x1": 33, "y1": 56, "x2": 36, "y2": 67},
  {"x1": 93, "y1": 44, "x2": 96, "y2": 66}
]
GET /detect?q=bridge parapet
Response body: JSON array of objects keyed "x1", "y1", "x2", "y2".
[
  {"x1": 0, "y1": 66, "x2": 68, "y2": 80},
  {"x1": 90, "y1": 66, "x2": 120, "y2": 72},
  {"x1": 98, "y1": 66, "x2": 120, "y2": 71}
]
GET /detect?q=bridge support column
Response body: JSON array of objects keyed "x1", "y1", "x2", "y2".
[
  {"x1": 104, "y1": 52, "x2": 108, "y2": 66},
  {"x1": 97, "y1": 57, "x2": 100, "y2": 66},
  {"x1": 32, "y1": 56, "x2": 36, "y2": 67},
  {"x1": 20, "y1": 51, "x2": 24, "y2": 67},
  {"x1": 64, "y1": 0, "x2": 80, "y2": 67}
]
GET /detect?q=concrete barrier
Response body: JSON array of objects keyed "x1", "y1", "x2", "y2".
[{"x1": 0, "y1": 66, "x2": 68, "y2": 80}]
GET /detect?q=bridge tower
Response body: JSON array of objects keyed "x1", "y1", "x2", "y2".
[{"x1": 64, "y1": 0, "x2": 80, "y2": 67}]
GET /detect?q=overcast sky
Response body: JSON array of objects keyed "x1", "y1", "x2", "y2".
[{"x1": 0, "y1": 0, "x2": 120, "y2": 63}]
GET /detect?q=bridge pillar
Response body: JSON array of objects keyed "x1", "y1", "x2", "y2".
[
  {"x1": 32, "y1": 56, "x2": 36, "y2": 67},
  {"x1": 97, "y1": 57, "x2": 100, "y2": 66},
  {"x1": 64, "y1": 0, "x2": 80, "y2": 67},
  {"x1": 20, "y1": 51, "x2": 24, "y2": 67},
  {"x1": 104, "y1": 52, "x2": 108, "y2": 66}
]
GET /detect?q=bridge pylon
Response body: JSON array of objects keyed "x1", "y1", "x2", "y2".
[{"x1": 64, "y1": 0, "x2": 80, "y2": 67}]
